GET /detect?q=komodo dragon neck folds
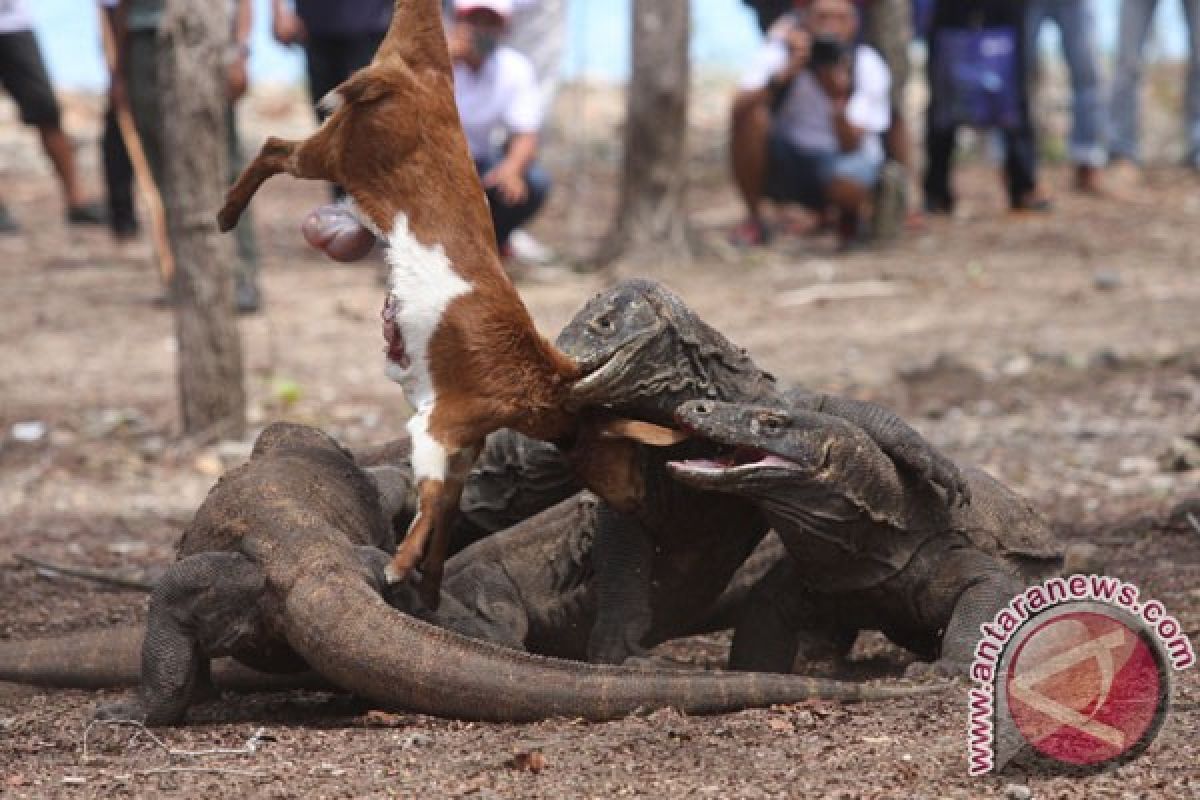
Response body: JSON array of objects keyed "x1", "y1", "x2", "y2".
[
  {"x1": 670, "y1": 399, "x2": 1064, "y2": 676},
  {"x1": 25, "y1": 422, "x2": 938, "y2": 726}
]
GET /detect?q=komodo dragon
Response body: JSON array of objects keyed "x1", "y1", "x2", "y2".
[
  {"x1": 668, "y1": 398, "x2": 1064, "y2": 676},
  {"x1": 9, "y1": 421, "x2": 939, "y2": 726},
  {"x1": 539, "y1": 279, "x2": 969, "y2": 664},
  {"x1": 7, "y1": 279, "x2": 968, "y2": 676}
]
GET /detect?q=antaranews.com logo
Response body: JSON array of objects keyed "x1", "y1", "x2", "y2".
[{"x1": 967, "y1": 574, "x2": 1195, "y2": 775}]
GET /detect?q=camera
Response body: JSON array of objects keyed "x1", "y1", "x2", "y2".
[{"x1": 809, "y1": 34, "x2": 848, "y2": 69}]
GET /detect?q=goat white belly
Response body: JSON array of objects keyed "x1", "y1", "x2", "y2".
[{"x1": 380, "y1": 212, "x2": 472, "y2": 410}]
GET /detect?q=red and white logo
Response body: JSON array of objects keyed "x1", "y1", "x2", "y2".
[{"x1": 1004, "y1": 609, "x2": 1166, "y2": 767}]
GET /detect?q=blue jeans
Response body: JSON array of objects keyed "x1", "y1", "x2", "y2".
[
  {"x1": 475, "y1": 154, "x2": 551, "y2": 249},
  {"x1": 1026, "y1": 0, "x2": 1106, "y2": 166},
  {"x1": 1110, "y1": 0, "x2": 1200, "y2": 163}
]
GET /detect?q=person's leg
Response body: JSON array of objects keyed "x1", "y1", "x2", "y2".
[
  {"x1": 228, "y1": 104, "x2": 261, "y2": 313},
  {"x1": 102, "y1": 106, "x2": 138, "y2": 236},
  {"x1": 826, "y1": 151, "x2": 882, "y2": 247},
  {"x1": 1056, "y1": 0, "x2": 1107, "y2": 187},
  {"x1": 0, "y1": 30, "x2": 102, "y2": 219},
  {"x1": 302, "y1": 36, "x2": 342, "y2": 121},
  {"x1": 1183, "y1": 0, "x2": 1200, "y2": 166},
  {"x1": 1006, "y1": 1, "x2": 1047, "y2": 209},
  {"x1": 730, "y1": 99, "x2": 773, "y2": 239},
  {"x1": 1110, "y1": 0, "x2": 1158, "y2": 163},
  {"x1": 125, "y1": 31, "x2": 165, "y2": 189},
  {"x1": 923, "y1": 21, "x2": 958, "y2": 212},
  {"x1": 345, "y1": 31, "x2": 387, "y2": 74},
  {"x1": 482, "y1": 160, "x2": 551, "y2": 250},
  {"x1": 923, "y1": 117, "x2": 958, "y2": 211}
]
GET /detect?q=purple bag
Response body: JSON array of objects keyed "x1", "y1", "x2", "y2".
[{"x1": 932, "y1": 26, "x2": 1021, "y2": 129}]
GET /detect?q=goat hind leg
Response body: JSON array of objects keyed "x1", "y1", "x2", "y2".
[{"x1": 385, "y1": 414, "x2": 478, "y2": 604}]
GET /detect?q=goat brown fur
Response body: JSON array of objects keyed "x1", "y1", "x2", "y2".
[{"x1": 217, "y1": 0, "x2": 579, "y2": 604}]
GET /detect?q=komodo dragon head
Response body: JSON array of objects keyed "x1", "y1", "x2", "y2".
[
  {"x1": 557, "y1": 279, "x2": 780, "y2": 426},
  {"x1": 665, "y1": 398, "x2": 876, "y2": 497}
]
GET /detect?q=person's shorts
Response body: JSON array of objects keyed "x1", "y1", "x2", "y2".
[
  {"x1": 0, "y1": 30, "x2": 61, "y2": 127},
  {"x1": 764, "y1": 132, "x2": 883, "y2": 210}
]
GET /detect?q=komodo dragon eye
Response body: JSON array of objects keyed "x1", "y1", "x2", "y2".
[{"x1": 590, "y1": 312, "x2": 616, "y2": 334}]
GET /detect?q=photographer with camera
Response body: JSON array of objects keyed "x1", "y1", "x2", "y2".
[{"x1": 730, "y1": 0, "x2": 890, "y2": 250}]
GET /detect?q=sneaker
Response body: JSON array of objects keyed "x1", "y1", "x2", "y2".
[
  {"x1": 0, "y1": 204, "x2": 19, "y2": 235},
  {"x1": 729, "y1": 217, "x2": 770, "y2": 248},
  {"x1": 870, "y1": 160, "x2": 907, "y2": 242},
  {"x1": 508, "y1": 229, "x2": 555, "y2": 265},
  {"x1": 66, "y1": 201, "x2": 108, "y2": 227}
]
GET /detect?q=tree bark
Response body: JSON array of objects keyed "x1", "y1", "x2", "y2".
[
  {"x1": 159, "y1": 0, "x2": 246, "y2": 438},
  {"x1": 593, "y1": 0, "x2": 696, "y2": 267}
]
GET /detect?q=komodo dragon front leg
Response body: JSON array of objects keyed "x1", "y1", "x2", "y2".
[{"x1": 95, "y1": 553, "x2": 269, "y2": 725}]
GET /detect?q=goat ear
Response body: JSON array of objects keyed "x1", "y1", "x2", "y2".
[
  {"x1": 333, "y1": 68, "x2": 395, "y2": 108},
  {"x1": 374, "y1": 0, "x2": 453, "y2": 75}
]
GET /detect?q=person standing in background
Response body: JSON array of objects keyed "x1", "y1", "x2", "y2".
[
  {"x1": 270, "y1": 0, "x2": 392, "y2": 123},
  {"x1": 271, "y1": 0, "x2": 392, "y2": 202},
  {"x1": 450, "y1": 0, "x2": 552, "y2": 261},
  {"x1": 924, "y1": 0, "x2": 1049, "y2": 214},
  {"x1": 112, "y1": 0, "x2": 261, "y2": 312},
  {"x1": 1109, "y1": 0, "x2": 1200, "y2": 182},
  {"x1": 0, "y1": 0, "x2": 107, "y2": 233},
  {"x1": 1026, "y1": 0, "x2": 1107, "y2": 193},
  {"x1": 99, "y1": 0, "x2": 137, "y2": 240}
]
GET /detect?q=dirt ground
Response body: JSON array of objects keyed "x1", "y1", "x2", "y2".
[{"x1": 1, "y1": 84, "x2": 1199, "y2": 797}]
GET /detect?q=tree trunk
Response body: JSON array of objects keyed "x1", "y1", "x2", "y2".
[
  {"x1": 159, "y1": 0, "x2": 246, "y2": 438},
  {"x1": 593, "y1": 0, "x2": 695, "y2": 267}
]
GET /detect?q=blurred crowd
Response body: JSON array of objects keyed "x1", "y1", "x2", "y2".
[
  {"x1": 0, "y1": 0, "x2": 1196, "y2": 288},
  {"x1": 735, "y1": 0, "x2": 1200, "y2": 250}
]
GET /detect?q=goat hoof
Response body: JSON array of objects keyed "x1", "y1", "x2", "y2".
[
  {"x1": 216, "y1": 205, "x2": 239, "y2": 233},
  {"x1": 383, "y1": 563, "x2": 406, "y2": 585}
]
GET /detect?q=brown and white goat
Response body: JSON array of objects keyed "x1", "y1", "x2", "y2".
[{"x1": 217, "y1": 0, "x2": 579, "y2": 604}]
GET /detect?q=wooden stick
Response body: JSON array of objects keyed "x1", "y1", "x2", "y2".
[{"x1": 99, "y1": 8, "x2": 175, "y2": 285}]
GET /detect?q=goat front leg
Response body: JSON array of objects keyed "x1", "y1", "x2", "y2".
[
  {"x1": 385, "y1": 415, "x2": 479, "y2": 608},
  {"x1": 218, "y1": 136, "x2": 299, "y2": 231}
]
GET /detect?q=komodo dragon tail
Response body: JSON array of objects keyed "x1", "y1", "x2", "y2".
[
  {"x1": 0, "y1": 626, "x2": 326, "y2": 693},
  {"x1": 285, "y1": 572, "x2": 945, "y2": 722}
]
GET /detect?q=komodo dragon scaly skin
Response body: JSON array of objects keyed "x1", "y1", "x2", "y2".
[
  {"x1": 669, "y1": 399, "x2": 1063, "y2": 676},
  {"x1": 13, "y1": 421, "x2": 939, "y2": 726}
]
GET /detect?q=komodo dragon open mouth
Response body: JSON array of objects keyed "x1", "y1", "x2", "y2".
[{"x1": 668, "y1": 445, "x2": 802, "y2": 483}]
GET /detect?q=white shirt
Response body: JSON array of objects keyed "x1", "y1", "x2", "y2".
[
  {"x1": 740, "y1": 38, "x2": 891, "y2": 160},
  {"x1": 0, "y1": 0, "x2": 31, "y2": 34},
  {"x1": 453, "y1": 46, "x2": 543, "y2": 160}
]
